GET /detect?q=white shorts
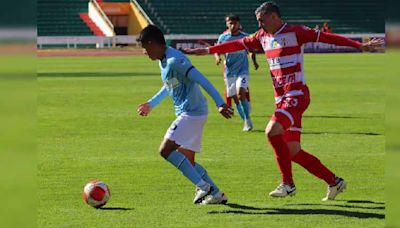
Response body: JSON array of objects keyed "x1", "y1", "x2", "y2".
[
  {"x1": 164, "y1": 114, "x2": 208, "y2": 152},
  {"x1": 224, "y1": 75, "x2": 249, "y2": 97}
]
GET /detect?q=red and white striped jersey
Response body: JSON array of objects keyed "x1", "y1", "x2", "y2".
[{"x1": 209, "y1": 23, "x2": 362, "y2": 104}]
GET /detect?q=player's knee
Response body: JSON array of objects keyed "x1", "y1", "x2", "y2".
[
  {"x1": 159, "y1": 146, "x2": 172, "y2": 159},
  {"x1": 265, "y1": 121, "x2": 285, "y2": 139},
  {"x1": 265, "y1": 129, "x2": 279, "y2": 139},
  {"x1": 265, "y1": 126, "x2": 280, "y2": 139},
  {"x1": 237, "y1": 91, "x2": 247, "y2": 101}
]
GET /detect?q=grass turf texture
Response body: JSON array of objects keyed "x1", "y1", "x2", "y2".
[{"x1": 38, "y1": 53, "x2": 384, "y2": 227}]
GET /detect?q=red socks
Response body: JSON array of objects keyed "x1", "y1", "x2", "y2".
[
  {"x1": 292, "y1": 150, "x2": 336, "y2": 185},
  {"x1": 268, "y1": 134, "x2": 294, "y2": 185}
]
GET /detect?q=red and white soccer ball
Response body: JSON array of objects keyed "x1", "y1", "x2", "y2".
[{"x1": 83, "y1": 180, "x2": 111, "y2": 208}]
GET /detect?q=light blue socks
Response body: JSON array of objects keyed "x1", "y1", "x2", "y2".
[
  {"x1": 236, "y1": 103, "x2": 245, "y2": 120},
  {"x1": 241, "y1": 100, "x2": 250, "y2": 120},
  {"x1": 194, "y1": 163, "x2": 220, "y2": 195},
  {"x1": 166, "y1": 151, "x2": 206, "y2": 187}
]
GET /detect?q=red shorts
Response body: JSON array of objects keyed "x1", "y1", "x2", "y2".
[{"x1": 271, "y1": 95, "x2": 310, "y2": 142}]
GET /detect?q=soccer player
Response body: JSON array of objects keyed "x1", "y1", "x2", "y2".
[
  {"x1": 215, "y1": 14, "x2": 259, "y2": 131},
  {"x1": 136, "y1": 25, "x2": 233, "y2": 204},
  {"x1": 185, "y1": 2, "x2": 383, "y2": 200}
]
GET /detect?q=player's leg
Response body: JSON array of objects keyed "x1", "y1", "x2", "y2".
[
  {"x1": 286, "y1": 133, "x2": 346, "y2": 201},
  {"x1": 265, "y1": 113, "x2": 296, "y2": 197},
  {"x1": 283, "y1": 104, "x2": 346, "y2": 201},
  {"x1": 224, "y1": 89, "x2": 232, "y2": 108},
  {"x1": 227, "y1": 76, "x2": 245, "y2": 120},
  {"x1": 178, "y1": 148, "x2": 227, "y2": 205},
  {"x1": 246, "y1": 87, "x2": 251, "y2": 114},
  {"x1": 237, "y1": 75, "x2": 252, "y2": 131},
  {"x1": 161, "y1": 115, "x2": 212, "y2": 203},
  {"x1": 237, "y1": 76, "x2": 250, "y2": 120}
]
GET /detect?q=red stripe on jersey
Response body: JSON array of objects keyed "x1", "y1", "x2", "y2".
[
  {"x1": 270, "y1": 64, "x2": 302, "y2": 77},
  {"x1": 266, "y1": 46, "x2": 301, "y2": 59}
]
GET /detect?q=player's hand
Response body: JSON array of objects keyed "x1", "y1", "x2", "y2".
[
  {"x1": 183, "y1": 48, "x2": 209, "y2": 55},
  {"x1": 215, "y1": 57, "x2": 222, "y2": 65},
  {"x1": 218, "y1": 104, "x2": 234, "y2": 119},
  {"x1": 360, "y1": 38, "x2": 385, "y2": 52},
  {"x1": 137, "y1": 102, "x2": 152, "y2": 116},
  {"x1": 253, "y1": 62, "x2": 259, "y2": 70}
]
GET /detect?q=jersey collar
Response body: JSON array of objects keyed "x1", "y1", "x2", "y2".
[{"x1": 274, "y1": 23, "x2": 287, "y2": 35}]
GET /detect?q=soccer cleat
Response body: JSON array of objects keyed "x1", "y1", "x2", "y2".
[
  {"x1": 243, "y1": 119, "x2": 253, "y2": 131},
  {"x1": 200, "y1": 192, "x2": 228, "y2": 205},
  {"x1": 193, "y1": 184, "x2": 213, "y2": 204},
  {"x1": 322, "y1": 177, "x2": 346, "y2": 201},
  {"x1": 269, "y1": 183, "x2": 296, "y2": 197}
]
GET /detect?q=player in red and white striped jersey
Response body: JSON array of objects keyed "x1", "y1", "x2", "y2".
[{"x1": 185, "y1": 1, "x2": 383, "y2": 200}]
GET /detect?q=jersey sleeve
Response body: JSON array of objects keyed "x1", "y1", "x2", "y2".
[
  {"x1": 147, "y1": 86, "x2": 168, "y2": 108},
  {"x1": 168, "y1": 56, "x2": 194, "y2": 77},
  {"x1": 295, "y1": 25, "x2": 321, "y2": 45},
  {"x1": 318, "y1": 31, "x2": 362, "y2": 49},
  {"x1": 187, "y1": 67, "x2": 225, "y2": 107},
  {"x1": 296, "y1": 25, "x2": 361, "y2": 48},
  {"x1": 241, "y1": 32, "x2": 263, "y2": 50}
]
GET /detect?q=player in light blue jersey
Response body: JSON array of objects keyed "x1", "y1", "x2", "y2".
[
  {"x1": 215, "y1": 14, "x2": 259, "y2": 131},
  {"x1": 136, "y1": 25, "x2": 233, "y2": 205}
]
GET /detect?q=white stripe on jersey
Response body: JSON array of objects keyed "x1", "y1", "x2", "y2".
[
  {"x1": 275, "y1": 90, "x2": 304, "y2": 103},
  {"x1": 267, "y1": 53, "x2": 300, "y2": 70},
  {"x1": 260, "y1": 32, "x2": 298, "y2": 50},
  {"x1": 288, "y1": 127, "x2": 302, "y2": 132}
]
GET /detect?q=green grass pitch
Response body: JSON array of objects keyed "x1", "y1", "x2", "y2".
[{"x1": 38, "y1": 53, "x2": 384, "y2": 227}]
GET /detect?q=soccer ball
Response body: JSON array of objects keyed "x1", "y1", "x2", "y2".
[{"x1": 83, "y1": 180, "x2": 111, "y2": 208}]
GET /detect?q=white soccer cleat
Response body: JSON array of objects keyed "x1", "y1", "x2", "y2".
[
  {"x1": 243, "y1": 119, "x2": 253, "y2": 131},
  {"x1": 200, "y1": 192, "x2": 228, "y2": 205},
  {"x1": 269, "y1": 183, "x2": 296, "y2": 197},
  {"x1": 193, "y1": 184, "x2": 212, "y2": 204},
  {"x1": 322, "y1": 178, "x2": 346, "y2": 201}
]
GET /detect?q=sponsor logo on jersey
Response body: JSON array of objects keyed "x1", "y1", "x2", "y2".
[
  {"x1": 165, "y1": 77, "x2": 180, "y2": 89},
  {"x1": 272, "y1": 73, "x2": 297, "y2": 88}
]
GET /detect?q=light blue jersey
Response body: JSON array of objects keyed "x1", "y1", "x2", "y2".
[
  {"x1": 217, "y1": 31, "x2": 249, "y2": 77},
  {"x1": 148, "y1": 47, "x2": 224, "y2": 117}
]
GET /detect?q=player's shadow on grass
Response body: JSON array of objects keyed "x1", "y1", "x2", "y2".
[
  {"x1": 303, "y1": 115, "x2": 368, "y2": 119},
  {"x1": 99, "y1": 207, "x2": 134, "y2": 211},
  {"x1": 207, "y1": 203, "x2": 384, "y2": 219},
  {"x1": 250, "y1": 129, "x2": 382, "y2": 136},
  {"x1": 343, "y1": 200, "x2": 384, "y2": 204},
  {"x1": 251, "y1": 115, "x2": 367, "y2": 119},
  {"x1": 285, "y1": 203, "x2": 385, "y2": 210},
  {"x1": 37, "y1": 72, "x2": 158, "y2": 77},
  {"x1": 302, "y1": 132, "x2": 382, "y2": 136}
]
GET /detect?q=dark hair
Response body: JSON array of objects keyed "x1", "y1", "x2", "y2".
[
  {"x1": 255, "y1": 1, "x2": 281, "y2": 18},
  {"x1": 225, "y1": 13, "x2": 240, "y2": 21},
  {"x1": 136, "y1": 25, "x2": 166, "y2": 45}
]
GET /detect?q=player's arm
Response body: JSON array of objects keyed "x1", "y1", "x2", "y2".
[
  {"x1": 137, "y1": 86, "x2": 168, "y2": 116},
  {"x1": 319, "y1": 33, "x2": 384, "y2": 52},
  {"x1": 298, "y1": 26, "x2": 384, "y2": 52},
  {"x1": 214, "y1": 53, "x2": 222, "y2": 65},
  {"x1": 185, "y1": 33, "x2": 262, "y2": 55},
  {"x1": 186, "y1": 67, "x2": 233, "y2": 119},
  {"x1": 249, "y1": 51, "x2": 259, "y2": 70},
  {"x1": 214, "y1": 35, "x2": 223, "y2": 65}
]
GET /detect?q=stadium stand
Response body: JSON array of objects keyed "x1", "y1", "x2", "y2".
[
  {"x1": 38, "y1": 0, "x2": 94, "y2": 36},
  {"x1": 135, "y1": 0, "x2": 384, "y2": 34},
  {"x1": 37, "y1": 0, "x2": 384, "y2": 36}
]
